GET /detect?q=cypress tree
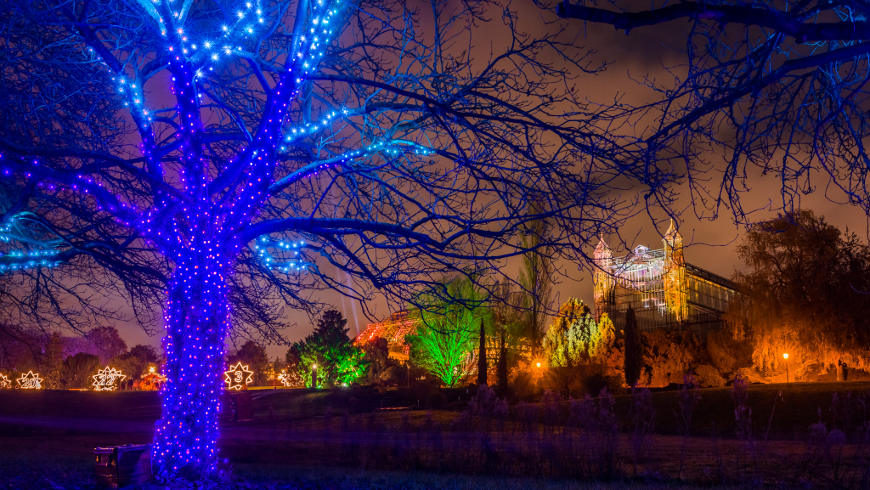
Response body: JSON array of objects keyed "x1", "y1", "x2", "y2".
[
  {"x1": 477, "y1": 319, "x2": 487, "y2": 385},
  {"x1": 496, "y1": 329, "x2": 508, "y2": 395},
  {"x1": 624, "y1": 305, "x2": 642, "y2": 387}
]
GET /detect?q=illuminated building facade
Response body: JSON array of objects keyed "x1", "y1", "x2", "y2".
[{"x1": 593, "y1": 220, "x2": 738, "y2": 330}]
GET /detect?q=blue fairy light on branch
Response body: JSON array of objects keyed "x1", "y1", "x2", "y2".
[
  {"x1": 0, "y1": 0, "x2": 616, "y2": 483},
  {"x1": 0, "y1": 212, "x2": 66, "y2": 273},
  {"x1": 251, "y1": 236, "x2": 311, "y2": 274}
]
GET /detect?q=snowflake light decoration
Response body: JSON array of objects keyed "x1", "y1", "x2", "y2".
[
  {"x1": 224, "y1": 362, "x2": 253, "y2": 391},
  {"x1": 17, "y1": 371, "x2": 43, "y2": 390},
  {"x1": 0, "y1": 373, "x2": 11, "y2": 389},
  {"x1": 92, "y1": 366, "x2": 127, "y2": 391}
]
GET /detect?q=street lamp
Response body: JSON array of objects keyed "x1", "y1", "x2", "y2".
[
  {"x1": 311, "y1": 363, "x2": 318, "y2": 389},
  {"x1": 783, "y1": 353, "x2": 789, "y2": 384}
]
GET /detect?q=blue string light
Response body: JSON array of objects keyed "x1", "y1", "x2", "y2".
[
  {"x1": 143, "y1": 0, "x2": 346, "y2": 482},
  {"x1": 0, "y1": 211, "x2": 65, "y2": 273},
  {"x1": 0, "y1": 0, "x2": 402, "y2": 481},
  {"x1": 252, "y1": 236, "x2": 310, "y2": 273}
]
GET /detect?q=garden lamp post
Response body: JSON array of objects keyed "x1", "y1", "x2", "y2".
[
  {"x1": 311, "y1": 363, "x2": 318, "y2": 389},
  {"x1": 783, "y1": 353, "x2": 789, "y2": 383},
  {"x1": 534, "y1": 361, "x2": 543, "y2": 392}
]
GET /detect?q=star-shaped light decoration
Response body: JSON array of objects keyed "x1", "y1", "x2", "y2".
[
  {"x1": 92, "y1": 366, "x2": 127, "y2": 391},
  {"x1": 277, "y1": 369, "x2": 292, "y2": 387},
  {"x1": 224, "y1": 362, "x2": 253, "y2": 391},
  {"x1": 0, "y1": 373, "x2": 11, "y2": 389},
  {"x1": 17, "y1": 371, "x2": 43, "y2": 390}
]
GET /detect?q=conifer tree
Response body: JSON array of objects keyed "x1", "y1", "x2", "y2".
[
  {"x1": 624, "y1": 306, "x2": 643, "y2": 387},
  {"x1": 477, "y1": 319, "x2": 487, "y2": 385},
  {"x1": 496, "y1": 329, "x2": 508, "y2": 395},
  {"x1": 542, "y1": 298, "x2": 599, "y2": 367}
]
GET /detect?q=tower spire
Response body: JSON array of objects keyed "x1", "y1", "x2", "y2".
[
  {"x1": 662, "y1": 218, "x2": 687, "y2": 322},
  {"x1": 593, "y1": 233, "x2": 611, "y2": 260},
  {"x1": 593, "y1": 233, "x2": 614, "y2": 321}
]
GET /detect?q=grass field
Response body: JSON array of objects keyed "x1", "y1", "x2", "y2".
[{"x1": 1, "y1": 382, "x2": 868, "y2": 487}]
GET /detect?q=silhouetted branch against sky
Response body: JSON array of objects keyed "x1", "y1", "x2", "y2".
[
  {"x1": 0, "y1": 0, "x2": 654, "y2": 478},
  {"x1": 0, "y1": 0, "x2": 647, "y2": 336},
  {"x1": 555, "y1": 0, "x2": 870, "y2": 221}
]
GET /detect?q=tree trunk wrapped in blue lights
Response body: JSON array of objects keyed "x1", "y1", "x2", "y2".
[
  {"x1": 153, "y1": 250, "x2": 233, "y2": 480},
  {"x1": 0, "y1": 0, "x2": 635, "y2": 482}
]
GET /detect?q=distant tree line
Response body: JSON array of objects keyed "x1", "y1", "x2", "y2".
[{"x1": 0, "y1": 325, "x2": 161, "y2": 389}]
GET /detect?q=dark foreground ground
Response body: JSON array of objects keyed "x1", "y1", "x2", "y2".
[{"x1": 1, "y1": 382, "x2": 869, "y2": 488}]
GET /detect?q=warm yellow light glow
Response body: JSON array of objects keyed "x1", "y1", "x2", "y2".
[
  {"x1": 92, "y1": 366, "x2": 126, "y2": 391},
  {"x1": 536, "y1": 362, "x2": 541, "y2": 368},
  {"x1": 783, "y1": 353, "x2": 789, "y2": 360},
  {"x1": 224, "y1": 362, "x2": 253, "y2": 391},
  {"x1": 312, "y1": 363, "x2": 317, "y2": 369},
  {"x1": 663, "y1": 219, "x2": 688, "y2": 322},
  {"x1": 148, "y1": 366, "x2": 156, "y2": 374},
  {"x1": 277, "y1": 369, "x2": 292, "y2": 387},
  {"x1": 17, "y1": 371, "x2": 43, "y2": 390}
]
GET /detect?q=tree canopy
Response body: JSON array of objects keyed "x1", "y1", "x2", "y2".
[
  {"x1": 407, "y1": 277, "x2": 490, "y2": 387},
  {"x1": 556, "y1": 0, "x2": 870, "y2": 218},
  {"x1": 230, "y1": 341, "x2": 270, "y2": 385},
  {"x1": 729, "y1": 210, "x2": 870, "y2": 374},
  {"x1": 290, "y1": 309, "x2": 366, "y2": 388},
  {"x1": 0, "y1": 0, "x2": 655, "y2": 480},
  {"x1": 542, "y1": 297, "x2": 610, "y2": 367}
]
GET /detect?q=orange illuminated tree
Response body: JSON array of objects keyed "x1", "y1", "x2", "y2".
[{"x1": 729, "y1": 211, "x2": 870, "y2": 377}]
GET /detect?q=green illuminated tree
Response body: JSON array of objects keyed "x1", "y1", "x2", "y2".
[
  {"x1": 407, "y1": 277, "x2": 490, "y2": 387},
  {"x1": 291, "y1": 310, "x2": 367, "y2": 388}
]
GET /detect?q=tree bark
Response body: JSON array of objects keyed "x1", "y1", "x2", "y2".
[{"x1": 152, "y1": 251, "x2": 232, "y2": 482}]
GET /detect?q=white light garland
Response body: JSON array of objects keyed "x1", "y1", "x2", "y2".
[
  {"x1": 17, "y1": 371, "x2": 43, "y2": 390},
  {"x1": 92, "y1": 366, "x2": 127, "y2": 391}
]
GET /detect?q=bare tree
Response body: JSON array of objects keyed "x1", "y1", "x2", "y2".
[
  {"x1": 1, "y1": 0, "x2": 632, "y2": 481},
  {"x1": 555, "y1": 0, "x2": 870, "y2": 219},
  {"x1": 519, "y1": 214, "x2": 554, "y2": 356}
]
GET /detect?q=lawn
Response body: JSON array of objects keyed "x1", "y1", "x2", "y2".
[{"x1": 0, "y1": 382, "x2": 868, "y2": 487}]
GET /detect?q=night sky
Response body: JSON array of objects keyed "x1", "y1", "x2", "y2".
[{"x1": 107, "y1": 2, "x2": 870, "y2": 360}]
